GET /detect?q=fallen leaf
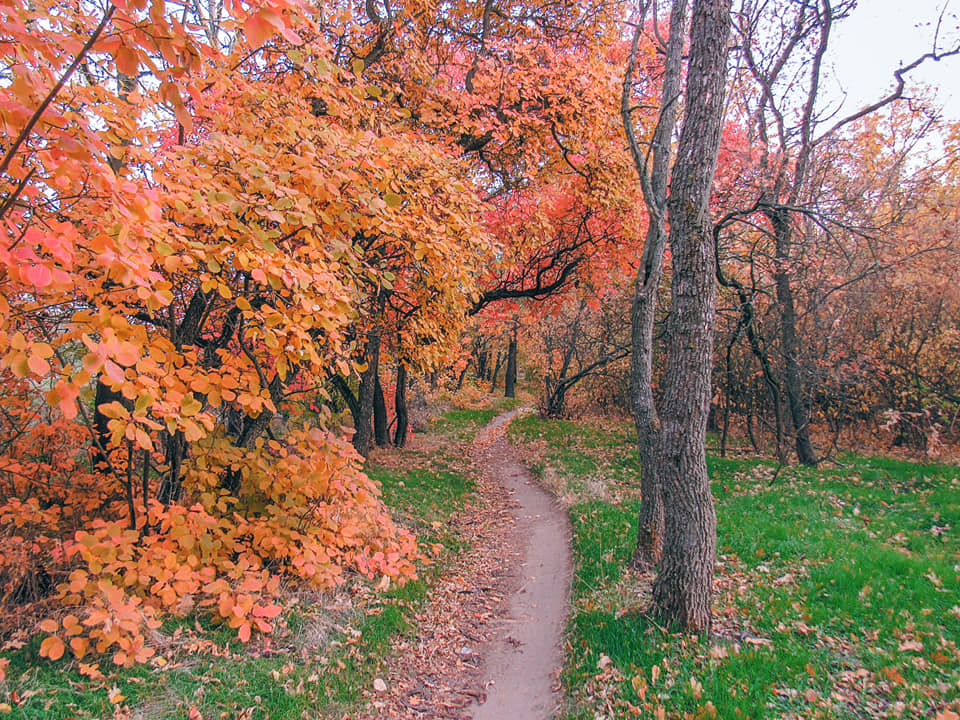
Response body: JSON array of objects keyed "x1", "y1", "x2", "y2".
[
  {"x1": 881, "y1": 666, "x2": 905, "y2": 684},
  {"x1": 373, "y1": 678, "x2": 387, "y2": 692},
  {"x1": 898, "y1": 639, "x2": 924, "y2": 652}
]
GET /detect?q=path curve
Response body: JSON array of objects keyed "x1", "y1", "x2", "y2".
[
  {"x1": 356, "y1": 409, "x2": 571, "y2": 720},
  {"x1": 467, "y1": 409, "x2": 572, "y2": 719}
]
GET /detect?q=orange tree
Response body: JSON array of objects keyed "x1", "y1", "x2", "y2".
[{"x1": 0, "y1": 1, "x2": 491, "y2": 669}]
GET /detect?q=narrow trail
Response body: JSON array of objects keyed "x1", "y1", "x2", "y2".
[
  {"x1": 467, "y1": 410, "x2": 572, "y2": 719},
  {"x1": 357, "y1": 409, "x2": 572, "y2": 720}
]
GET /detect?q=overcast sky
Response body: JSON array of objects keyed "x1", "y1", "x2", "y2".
[{"x1": 826, "y1": 0, "x2": 960, "y2": 120}]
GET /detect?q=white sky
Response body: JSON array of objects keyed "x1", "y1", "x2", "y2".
[{"x1": 826, "y1": 0, "x2": 960, "y2": 120}]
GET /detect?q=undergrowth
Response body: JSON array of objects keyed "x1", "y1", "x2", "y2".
[{"x1": 0, "y1": 403, "x2": 493, "y2": 720}]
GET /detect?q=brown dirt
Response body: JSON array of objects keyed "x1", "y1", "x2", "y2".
[{"x1": 353, "y1": 409, "x2": 572, "y2": 720}]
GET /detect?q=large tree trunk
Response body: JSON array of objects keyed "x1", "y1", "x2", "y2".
[
  {"x1": 393, "y1": 363, "x2": 409, "y2": 447},
  {"x1": 353, "y1": 327, "x2": 381, "y2": 457},
  {"x1": 374, "y1": 372, "x2": 390, "y2": 447},
  {"x1": 625, "y1": 0, "x2": 688, "y2": 572},
  {"x1": 650, "y1": 0, "x2": 731, "y2": 633},
  {"x1": 504, "y1": 329, "x2": 518, "y2": 398}
]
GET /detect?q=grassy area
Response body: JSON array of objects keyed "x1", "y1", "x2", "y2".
[
  {"x1": 507, "y1": 415, "x2": 960, "y2": 720},
  {"x1": 428, "y1": 395, "x2": 520, "y2": 440},
  {"x1": 0, "y1": 404, "x2": 492, "y2": 720}
]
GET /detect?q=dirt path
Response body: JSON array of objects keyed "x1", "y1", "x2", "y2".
[
  {"x1": 467, "y1": 410, "x2": 572, "y2": 719},
  {"x1": 357, "y1": 409, "x2": 572, "y2": 720}
]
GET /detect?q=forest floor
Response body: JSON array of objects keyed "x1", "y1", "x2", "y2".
[{"x1": 4, "y1": 398, "x2": 960, "y2": 720}]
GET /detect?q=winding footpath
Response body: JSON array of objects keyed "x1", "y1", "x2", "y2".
[{"x1": 357, "y1": 409, "x2": 572, "y2": 720}]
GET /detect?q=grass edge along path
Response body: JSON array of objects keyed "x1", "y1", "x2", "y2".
[
  {"x1": 0, "y1": 401, "x2": 511, "y2": 720},
  {"x1": 507, "y1": 413, "x2": 960, "y2": 720}
]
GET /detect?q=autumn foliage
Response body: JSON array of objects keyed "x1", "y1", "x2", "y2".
[{"x1": 0, "y1": 0, "x2": 499, "y2": 670}]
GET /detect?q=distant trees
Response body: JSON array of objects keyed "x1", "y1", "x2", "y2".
[{"x1": 711, "y1": 0, "x2": 960, "y2": 462}]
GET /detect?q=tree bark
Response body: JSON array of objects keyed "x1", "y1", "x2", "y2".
[
  {"x1": 650, "y1": 0, "x2": 731, "y2": 633},
  {"x1": 625, "y1": 0, "x2": 689, "y2": 572},
  {"x1": 353, "y1": 327, "x2": 381, "y2": 457},
  {"x1": 504, "y1": 328, "x2": 518, "y2": 398},
  {"x1": 374, "y1": 372, "x2": 390, "y2": 447},
  {"x1": 394, "y1": 363, "x2": 409, "y2": 447},
  {"x1": 91, "y1": 377, "x2": 130, "y2": 469},
  {"x1": 769, "y1": 209, "x2": 817, "y2": 465},
  {"x1": 489, "y1": 350, "x2": 505, "y2": 391}
]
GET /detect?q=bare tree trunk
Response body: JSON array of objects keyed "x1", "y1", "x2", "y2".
[
  {"x1": 624, "y1": 0, "x2": 688, "y2": 571},
  {"x1": 489, "y1": 350, "x2": 505, "y2": 391},
  {"x1": 476, "y1": 346, "x2": 489, "y2": 381},
  {"x1": 770, "y1": 211, "x2": 817, "y2": 465},
  {"x1": 650, "y1": 0, "x2": 731, "y2": 633},
  {"x1": 455, "y1": 359, "x2": 471, "y2": 390},
  {"x1": 504, "y1": 327, "x2": 518, "y2": 398},
  {"x1": 353, "y1": 327, "x2": 381, "y2": 457},
  {"x1": 374, "y1": 372, "x2": 390, "y2": 447},
  {"x1": 394, "y1": 363, "x2": 409, "y2": 447}
]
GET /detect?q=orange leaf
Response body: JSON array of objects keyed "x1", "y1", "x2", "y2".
[
  {"x1": 244, "y1": 14, "x2": 273, "y2": 48},
  {"x1": 25, "y1": 264, "x2": 52, "y2": 288},
  {"x1": 70, "y1": 636, "x2": 90, "y2": 659},
  {"x1": 881, "y1": 666, "x2": 905, "y2": 684},
  {"x1": 252, "y1": 603, "x2": 282, "y2": 619},
  {"x1": 115, "y1": 45, "x2": 140, "y2": 76},
  {"x1": 40, "y1": 636, "x2": 66, "y2": 661}
]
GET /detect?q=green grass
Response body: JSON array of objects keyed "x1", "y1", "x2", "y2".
[
  {"x1": 509, "y1": 415, "x2": 960, "y2": 719},
  {"x1": 0, "y1": 403, "x2": 488, "y2": 720},
  {"x1": 429, "y1": 396, "x2": 519, "y2": 440}
]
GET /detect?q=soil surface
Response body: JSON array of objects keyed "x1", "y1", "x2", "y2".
[{"x1": 357, "y1": 409, "x2": 572, "y2": 720}]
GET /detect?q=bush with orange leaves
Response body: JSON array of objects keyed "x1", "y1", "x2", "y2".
[{"x1": 0, "y1": 422, "x2": 417, "y2": 671}]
